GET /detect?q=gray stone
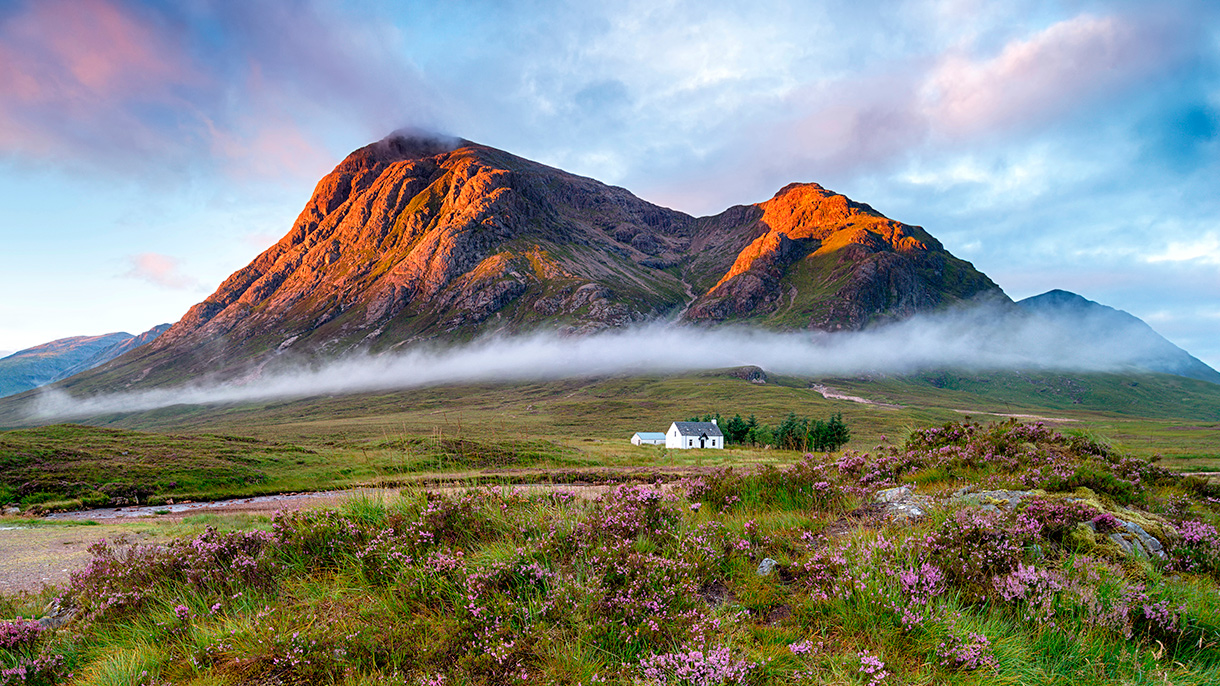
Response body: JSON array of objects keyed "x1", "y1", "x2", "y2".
[
  {"x1": 889, "y1": 501, "x2": 927, "y2": 519},
  {"x1": 1113, "y1": 520, "x2": 1165, "y2": 559},
  {"x1": 876, "y1": 486, "x2": 912, "y2": 503},
  {"x1": 37, "y1": 598, "x2": 76, "y2": 630},
  {"x1": 875, "y1": 486, "x2": 933, "y2": 521},
  {"x1": 757, "y1": 558, "x2": 778, "y2": 577},
  {"x1": 950, "y1": 488, "x2": 1037, "y2": 509},
  {"x1": 1108, "y1": 532, "x2": 1135, "y2": 557}
]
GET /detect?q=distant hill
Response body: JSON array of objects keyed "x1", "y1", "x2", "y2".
[
  {"x1": 1018, "y1": 290, "x2": 1220, "y2": 385},
  {"x1": 0, "y1": 324, "x2": 170, "y2": 397}
]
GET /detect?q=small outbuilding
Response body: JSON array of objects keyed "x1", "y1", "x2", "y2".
[
  {"x1": 666, "y1": 421, "x2": 724, "y2": 450},
  {"x1": 631, "y1": 432, "x2": 667, "y2": 446}
]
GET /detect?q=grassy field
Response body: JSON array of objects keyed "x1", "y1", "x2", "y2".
[
  {"x1": 1, "y1": 369, "x2": 1217, "y2": 511},
  {"x1": 5, "y1": 420, "x2": 1220, "y2": 684}
]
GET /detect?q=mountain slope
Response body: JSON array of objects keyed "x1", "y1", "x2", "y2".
[
  {"x1": 0, "y1": 324, "x2": 170, "y2": 397},
  {"x1": 683, "y1": 182, "x2": 1002, "y2": 329},
  {"x1": 55, "y1": 133, "x2": 1000, "y2": 391},
  {"x1": 1018, "y1": 290, "x2": 1220, "y2": 384}
]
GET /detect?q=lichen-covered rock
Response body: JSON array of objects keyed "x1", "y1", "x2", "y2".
[
  {"x1": 876, "y1": 485, "x2": 933, "y2": 520},
  {"x1": 1104, "y1": 520, "x2": 1167, "y2": 559},
  {"x1": 950, "y1": 488, "x2": 1039, "y2": 512}
]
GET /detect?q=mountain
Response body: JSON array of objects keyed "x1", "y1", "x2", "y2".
[
  {"x1": 57, "y1": 133, "x2": 1001, "y2": 391},
  {"x1": 0, "y1": 324, "x2": 170, "y2": 397},
  {"x1": 1018, "y1": 290, "x2": 1220, "y2": 384}
]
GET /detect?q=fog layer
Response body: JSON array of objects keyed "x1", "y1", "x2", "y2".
[{"x1": 30, "y1": 301, "x2": 1190, "y2": 419}]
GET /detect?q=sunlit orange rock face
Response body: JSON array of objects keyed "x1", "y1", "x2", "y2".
[
  {"x1": 152, "y1": 134, "x2": 698, "y2": 372},
  {"x1": 684, "y1": 183, "x2": 998, "y2": 329},
  {"x1": 115, "y1": 132, "x2": 1003, "y2": 384}
]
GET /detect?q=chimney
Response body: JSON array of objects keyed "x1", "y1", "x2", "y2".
[{"x1": 712, "y1": 419, "x2": 717, "y2": 425}]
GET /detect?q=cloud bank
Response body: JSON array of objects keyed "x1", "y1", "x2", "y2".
[{"x1": 30, "y1": 301, "x2": 1202, "y2": 420}]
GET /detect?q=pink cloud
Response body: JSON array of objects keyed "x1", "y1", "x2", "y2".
[
  {"x1": 123, "y1": 253, "x2": 200, "y2": 290},
  {"x1": 0, "y1": 0, "x2": 431, "y2": 182},
  {"x1": 922, "y1": 13, "x2": 1175, "y2": 138},
  {"x1": 644, "y1": 9, "x2": 1196, "y2": 215},
  {"x1": 0, "y1": 0, "x2": 201, "y2": 158}
]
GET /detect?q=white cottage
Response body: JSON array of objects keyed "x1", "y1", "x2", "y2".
[
  {"x1": 631, "y1": 432, "x2": 667, "y2": 446},
  {"x1": 666, "y1": 421, "x2": 724, "y2": 449}
]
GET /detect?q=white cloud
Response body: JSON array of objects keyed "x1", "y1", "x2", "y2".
[{"x1": 1147, "y1": 232, "x2": 1220, "y2": 264}]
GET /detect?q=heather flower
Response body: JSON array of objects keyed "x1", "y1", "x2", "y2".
[
  {"x1": 898, "y1": 562, "x2": 946, "y2": 604},
  {"x1": 0, "y1": 652, "x2": 66, "y2": 685},
  {"x1": 857, "y1": 650, "x2": 889, "y2": 685},
  {"x1": 788, "y1": 639, "x2": 816, "y2": 654},
  {"x1": 1090, "y1": 512, "x2": 1120, "y2": 532},
  {"x1": 1140, "y1": 599, "x2": 1185, "y2": 636},
  {"x1": 637, "y1": 644, "x2": 756, "y2": 685},
  {"x1": 993, "y1": 564, "x2": 1065, "y2": 623},
  {"x1": 937, "y1": 630, "x2": 997, "y2": 670},
  {"x1": 0, "y1": 618, "x2": 43, "y2": 650},
  {"x1": 1170, "y1": 520, "x2": 1220, "y2": 575}
]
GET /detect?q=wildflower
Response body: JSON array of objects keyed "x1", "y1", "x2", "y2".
[
  {"x1": 857, "y1": 650, "x2": 889, "y2": 685},
  {"x1": 937, "y1": 631, "x2": 997, "y2": 670},
  {"x1": 0, "y1": 618, "x2": 43, "y2": 649}
]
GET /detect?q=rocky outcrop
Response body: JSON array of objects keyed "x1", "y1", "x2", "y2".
[
  {"x1": 949, "y1": 486, "x2": 1176, "y2": 562},
  {"x1": 875, "y1": 485, "x2": 934, "y2": 520}
]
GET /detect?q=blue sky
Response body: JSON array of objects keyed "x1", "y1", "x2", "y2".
[{"x1": 1, "y1": 0, "x2": 1217, "y2": 367}]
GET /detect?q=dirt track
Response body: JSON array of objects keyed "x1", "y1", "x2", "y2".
[
  {"x1": 0, "y1": 524, "x2": 160, "y2": 595},
  {"x1": 0, "y1": 469, "x2": 721, "y2": 595}
]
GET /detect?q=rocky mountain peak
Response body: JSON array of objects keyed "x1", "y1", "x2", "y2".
[
  {"x1": 684, "y1": 181, "x2": 990, "y2": 328},
  {"x1": 89, "y1": 136, "x2": 1004, "y2": 388}
]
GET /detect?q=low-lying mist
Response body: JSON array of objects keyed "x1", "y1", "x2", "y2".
[{"x1": 29, "y1": 301, "x2": 1187, "y2": 419}]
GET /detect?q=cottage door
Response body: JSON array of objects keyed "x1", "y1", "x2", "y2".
[{"x1": 699, "y1": 436, "x2": 706, "y2": 448}]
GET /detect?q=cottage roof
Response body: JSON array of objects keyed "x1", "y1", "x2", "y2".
[
  {"x1": 670, "y1": 421, "x2": 724, "y2": 437},
  {"x1": 633, "y1": 432, "x2": 666, "y2": 440}
]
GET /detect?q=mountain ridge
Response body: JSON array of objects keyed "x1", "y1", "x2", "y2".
[
  {"x1": 17, "y1": 133, "x2": 1213, "y2": 403},
  {"x1": 1017, "y1": 290, "x2": 1220, "y2": 384},
  {"x1": 83, "y1": 133, "x2": 994, "y2": 388},
  {"x1": 0, "y1": 324, "x2": 170, "y2": 398}
]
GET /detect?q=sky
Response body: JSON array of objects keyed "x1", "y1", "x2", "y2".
[{"x1": 1, "y1": 0, "x2": 1217, "y2": 368}]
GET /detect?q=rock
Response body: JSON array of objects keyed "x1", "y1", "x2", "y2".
[
  {"x1": 1108, "y1": 520, "x2": 1166, "y2": 559},
  {"x1": 37, "y1": 598, "x2": 76, "y2": 630},
  {"x1": 875, "y1": 486, "x2": 933, "y2": 521},
  {"x1": 950, "y1": 488, "x2": 1038, "y2": 510},
  {"x1": 757, "y1": 558, "x2": 779, "y2": 577},
  {"x1": 876, "y1": 486, "x2": 912, "y2": 503},
  {"x1": 727, "y1": 366, "x2": 768, "y2": 384}
]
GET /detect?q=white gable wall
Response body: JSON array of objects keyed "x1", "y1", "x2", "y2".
[
  {"x1": 666, "y1": 423, "x2": 683, "y2": 449},
  {"x1": 665, "y1": 422, "x2": 724, "y2": 449}
]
